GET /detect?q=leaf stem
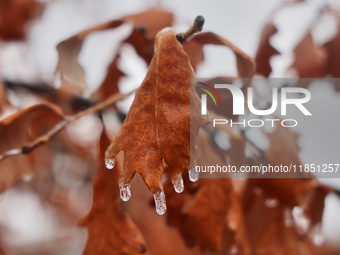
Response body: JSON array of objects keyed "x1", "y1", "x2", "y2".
[{"x1": 176, "y1": 15, "x2": 205, "y2": 44}]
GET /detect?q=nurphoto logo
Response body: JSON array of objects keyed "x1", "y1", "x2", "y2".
[{"x1": 197, "y1": 82, "x2": 312, "y2": 128}]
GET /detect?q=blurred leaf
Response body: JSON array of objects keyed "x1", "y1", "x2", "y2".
[
  {"x1": 0, "y1": 79, "x2": 10, "y2": 115},
  {"x1": 56, "y1": 20, "x2": 125, "y2": 91},
  {"x1": 323, "y1": 19, "x2": 340, "y2": 91},
  {"x1": 124, "y1": 8, "x2": 173, "y2": 63},
  {"x1": 92, "y1": 54, "x2": 125, "y2": 102},
  {"x1": 290, "y1": 32, "x2": 327, "y2": 78},
  {"x1": 0, "y1": 104, "x2": 63, "y2": 194},
  {"x1": 183, "y1": 39, "x2": 204, "y2": 71},
  {"x1": 243, "y1": 183, "x2": 336, "y2": 255},
  {"x1": 0, "y1": 0, "x2": 44, "y2": 40},
  {"x1": 255, "y1": 22, "x2": 280, "y2": 77},
  {"x1": 0, "y1": 245, "x2": 5, "y2": 255},
  {"x1": 56, "y1": 8, "x2": 173, "y2": 93},
  {"x1": 165, "y1": 131, "x2": 250, "y2": 254},
  {"x1": 79, "y1": 130, "x2": 146, "y2": 255},
  {"x1": 188, "y1": 32, "x2": 255, "y2": 78}
]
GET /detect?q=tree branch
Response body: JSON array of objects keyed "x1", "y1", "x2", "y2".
[{"x1": 0, "y1": 90, "x2": 135, "y2": 162}]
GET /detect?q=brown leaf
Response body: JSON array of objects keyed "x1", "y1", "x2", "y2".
[
  {"x1": 79, "y1": 129, "x2": 146, "y2": 255},
  {"x1": 0, "y1": 104, "x2": 63, "y2": 194},
  {"x1": 183, "y1": 39, "x2": 204, "y2": 71},
  {"x1": 0, "y1": 79, "x2": 10, "y2": 115},
  {"x1": 92, "y1": 54, "x2": 125, "y2": 102},
  {"x1": 105, "y1": 28, "x2": 208, "y2": 196},
  {"x1": 165, "y1": 177, "x2": 250, "y2": 254},
  {"x1": 0, "y1": 0, "x2": 44, "y2": 40},
  {"x1": 290, "y1": 32, "x2": 327, "y2": 78},
  {"x1": 255, "y1": 22, "x2": 280, "y2": 77},
  {"x1": 323, "y1": 18, "x2": 340, "y2": 91},
  {"x1": 188, "y1": 32, "x2": 255, "y2": 78},
  {"x1": 165, "y1": 131, "x2": 250, "y2": 253},
  {"x1": 55, "y1": 20, "x2": 125, "y2": 91},
  {"x1": 249, "y1": 123, "x2": 316, "y2": 208},
  {"x1": 0, "y1": 245, "x2": 5, "y2": 255},
  {"x1": 56, "y1": 8, "x2": 173, "y2": 93},
  {"x1": 124, "y1": 9, "x2": 173, "y2": 64},
  {"x1": 243, "y1": 183, "x2": 336, "y2": 255}
]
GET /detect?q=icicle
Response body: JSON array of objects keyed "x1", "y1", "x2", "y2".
[
  {"x1": 105, "y1": 157, "x2": 115, "y2": 169},
  {"x1": 153, "y1": 191, "x2": 166, "y2": 215},
  {"x1": 174, "y1": 177, "x2": 184, "y2": 193},
  {"x1": 119, "y1": 182, "x2": 131, "y2": 201},
  {"x1": 189, "y1": 166, "x2": 199, "y2": 182}
]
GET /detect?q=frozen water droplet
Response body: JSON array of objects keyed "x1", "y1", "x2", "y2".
[
  {"x1": 189, "y1": 167, "x2": 199, "y2": 182},
  {"x1": 105, "y1": 157, "x2": 115, "y2": 169},
  {"x1": 153, "y1": 191, "x2": 166, "y2": 215},
  {"x1": 119, "y1": 182, "x2": 131, "y2": 201},
  {"x1": 174, "y1": 178, "x2": 184, "y2": 193}
]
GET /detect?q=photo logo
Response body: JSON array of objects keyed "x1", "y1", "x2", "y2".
[
  {"x1": 196, "y1": 82, "x2": 222, "y2": 115},
  {"x1": 197, "y1": 82, "x2": 312, "y2": 128}
]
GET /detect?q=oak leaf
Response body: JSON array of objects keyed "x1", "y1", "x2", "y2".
[
  {"x1": 0, "y1": 104, "x2": 63, "y2": 194},
  {"x1": 323, "y1": 18, "x2": 340, "y2": 91},
  {"x1": 290, "y1": 32, "x2": 327, "y2": 78},
  {"x1": 255, "y1": 22, "x2": 280, "y2": 77},
  {"x1": 56, "y1": 8, "x2": 173, "y2": 92},
  {"x1": 165, "y1": 131, "x2": 250, "y2": 254},
  {"x1": 94, "y1": 9, "x2": 173, "y2": 101},
  {"x1": 242, "y1": 182, "x2": 336, "y2": 255},
  {"x1": 105, "y1": 28, "x2": 208, "y2": 198},
  {"x1": 79, "y1": 129, "x2": 146, "y2": 255},
  {"x1": 0, "y1": 245, "x2": 5, "y2": 255},
  {"x1": 188, "y1": 32, "x2": 255, "y2": 79},
  {"x1": 0, "y1": 0, "x2": 44, "y2": 40}
]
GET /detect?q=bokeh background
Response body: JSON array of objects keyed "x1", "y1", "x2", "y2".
[{"x1": 0, "y1": 0, "x2": 340, "y2": 254}]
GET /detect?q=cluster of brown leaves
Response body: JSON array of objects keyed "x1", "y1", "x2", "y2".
[{"x1": 0, "y1": 3, "x2": 339, "y2": 255}]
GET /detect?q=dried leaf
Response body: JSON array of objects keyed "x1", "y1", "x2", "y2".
[
  {"x1": 56, "y1": 20, "x2": 125, "y2": 91},
  {"x1": 323, "y1": 19, "x2": 340, "y2": 91},
  {"x1": 79, "y1": 130, "x2": 146, "y2": 255},
  {"x1": 92, "y1": 54, "x2": 125, "y2": 102},
  {"x1": 0, "y1": 0, "x2": 44, "y2": 40},
  {"x1": 0, "y1": 245, "x2": 5, "y2": 255},
  {"x1": 243, "y1": 184, "x2": 336, "y2": 255},
  {"x1": 183, "y1": 39, "x2": 204, "y2": 71},
  {"x1": 0, "y1": 104, "x2": 63, "y2": 194},
  {"x1": 0, "y1": 79, "x2": 10, "y2": 115},
  {"x1": 56, "y1": 8, "x2": 173, "y2": 92},
  {"x1": 124, "y1": 9, "x2": 173, "y2": 64},
  {"x1": 165, "y1": 131, "x2": 250, "y2": 253},
  {"x1": 124, "y1": 173, "x2": 202, "y2": 255},
  {"x1": 255, "y1": 22, "x2": 280, "y2": 77},
  {"x1": 290, "y1": 32, "x2": 327, "y2": 78},
  {"x1": 188, "y1": 32, "x2": 255, "y2": 78},
  {"x1": 105, "y1": 28, "x2": 208, "y2": 195},
  {"x1": 249, "y1": 123, "x2": 316, "y2": 208}
]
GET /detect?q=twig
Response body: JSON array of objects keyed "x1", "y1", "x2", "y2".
[
  {"x1": 176, "y1": 15, "x2": 205, "y2": 44},
  {"x1": 0, "y1": 90, "x2": 135, "y2": 162}
]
